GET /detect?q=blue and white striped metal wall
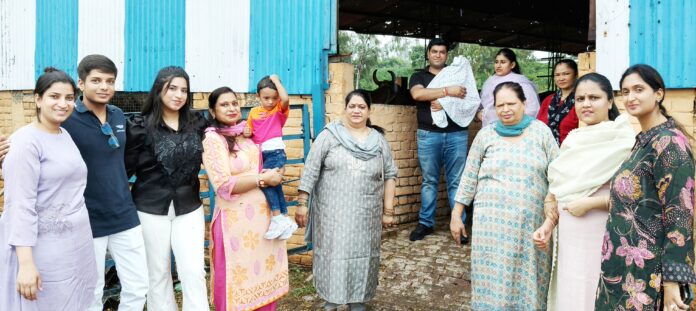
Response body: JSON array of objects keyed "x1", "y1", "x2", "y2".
[
  {"x1": 0, "y1": 0, "x2": 337, "y2": 95},
  {"x1": 597, "y1": 0, "x2": 695, "y2": 89}
]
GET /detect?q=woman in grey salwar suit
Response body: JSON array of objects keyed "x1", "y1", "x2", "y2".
[{"x1": 296, "y1": 90, "x2": 397, "y2": 311}]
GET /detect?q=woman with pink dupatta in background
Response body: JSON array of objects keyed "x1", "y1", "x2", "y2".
[{"x1": 202, "y1": 86, "x2": 289, "y2": 311}]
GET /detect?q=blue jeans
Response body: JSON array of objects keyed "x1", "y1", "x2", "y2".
[
  {"x1": 261, "y1": 149, "x2": 288, "y2": 214},
  {"x1": 416, "y1": 129, "x2": 468, "y2": 228}
]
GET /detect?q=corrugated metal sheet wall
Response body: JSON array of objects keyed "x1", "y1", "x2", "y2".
[
  {"x1": 0, "y1": 0, "x2": 35, "y2": 90},
  {"x1": 35, "y1": 0, "x2": 78, "y2": 82},
  {"x1": 185, "y1": 0, "x2": 251, "y2": 94},
  {"x1": 629, "y1": 0, "x2": 696, "y2": 88},
  {"x1": 0, "y1": 0, "x2": 336, "y2": 94},
  {"x1": 78, "y1": 0, "x2": 126, "y2": 90},
  {"x1": 595, "y1": 0, "x2": 630, "y2": 89},
  {"x1": 125, "y1": 0, "x2": 186, "y2": 91},
  {"x1": 249, "y1": 0, "x2": 336, "y2": 94}
]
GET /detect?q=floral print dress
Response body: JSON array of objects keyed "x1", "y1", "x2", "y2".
[{"x1": 596, "y1": 119, "x2": 696, "y2": 310}]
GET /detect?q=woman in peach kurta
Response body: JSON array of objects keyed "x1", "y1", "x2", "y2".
[{"x1": 202, "y1": 86, "x2": 289, "y2": 311}]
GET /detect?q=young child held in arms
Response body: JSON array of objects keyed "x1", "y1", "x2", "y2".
[{"x1": 245, "y1": 74, "x2": 298, "y2": 240}]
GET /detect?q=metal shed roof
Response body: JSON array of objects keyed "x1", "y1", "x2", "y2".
[{"x1": 338, "y1": 0, "x2": 592, "y2": 54}]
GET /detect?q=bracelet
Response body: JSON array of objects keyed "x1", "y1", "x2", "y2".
[
  {"x1": 443, "y1": 87, "x2": 449, "y2": 96},
  {"x1": 544, "y1": 200, "x2": 556, "y2": 204},
  {"x1": 256, "y1": 174, "x2": 266, "y2": 188}
]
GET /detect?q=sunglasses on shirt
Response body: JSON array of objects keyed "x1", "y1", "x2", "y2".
[{"x1": 100, "y1": 123, "x2": 120, "y2": 149}]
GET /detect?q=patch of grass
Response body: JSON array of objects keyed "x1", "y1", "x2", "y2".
[{"x1": 288, "y1": 265, "x2": 316, "y2": 297}]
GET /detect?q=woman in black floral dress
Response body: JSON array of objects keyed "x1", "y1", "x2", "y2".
[{"x1": 596, "y1": 64, "x2": 696, "y2": 311}]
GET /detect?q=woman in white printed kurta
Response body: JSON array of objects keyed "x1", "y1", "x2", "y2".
[{"x1": 451, "y1": 82, "x2": 559, "y2": 310}]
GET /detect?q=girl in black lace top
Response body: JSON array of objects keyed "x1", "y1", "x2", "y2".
[{"x1": 125, "y1": 66, "x2": 209, "y2": 310}]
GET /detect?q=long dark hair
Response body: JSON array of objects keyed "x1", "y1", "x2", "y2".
[
  {"x1": 619, "y1": 64, "x2": 692, "y2": 138},
  {"x1": 208, "y1": 86, "x2": 241, "y2": 153},
  {"x1": 142, "y1": 66, "x2": 193, "y2": 132},
  {"x1": 34, "y1": 67, "x2": 77, "y2": 123},
  {"x1": 574, "y1": 73, "x2": 620, "y2": 121},
  {"x1": 345, "y1": 89, "x2": 384, "y2": 134},
  {"x1": 496, "y1": 48, "x2": 522, "y2": 74}
]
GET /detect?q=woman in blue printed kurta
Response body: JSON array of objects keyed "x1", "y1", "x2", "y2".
[
  {"x1": 451, "y1": 82, "x2": 558, "y2": 310},
  {"x1": 595, "y1": 65, "x2": 696, "y2": 311}
]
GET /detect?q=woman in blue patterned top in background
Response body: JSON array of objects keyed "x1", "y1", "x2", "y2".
[
  {"x1": 450, "y1": 81, "x2": 559, "y2": 310},
  {"x1": 595, "y1": 64, "x2": 696, "y2": 311}
]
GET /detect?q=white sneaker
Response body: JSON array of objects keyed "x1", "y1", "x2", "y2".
[
  {"x1": 279, "y1": 216, "x2": 298, "y2": 240},
  {"x1": 264, "y1": 215, "x2": 289, "y2": 240}
]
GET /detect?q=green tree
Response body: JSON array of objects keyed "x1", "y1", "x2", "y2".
[
  {"x1": 338, "y1": 31, "x2": 380, "y2": 89},
  {"x1": 409, "y1": 45, "x2": 426, "y2": 69},
  {"x1": 338, "y1": 31, "x2": 557, "y2": 92}
]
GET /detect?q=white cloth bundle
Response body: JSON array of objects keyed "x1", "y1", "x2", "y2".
[{"x1": 427, "y1": 56, "x2": 481, "y2": 128}]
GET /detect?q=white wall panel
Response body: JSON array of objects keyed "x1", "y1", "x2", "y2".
[
  {"x1": 596, "y1": 0, "x2": 630, "y2": 89},
  {"x1": 185, "y1": 0, "x2": 250, "y2": 92},
  {"x1": 0, "y1": 0, "x2": 36, "y2": 90},
  {"x1": 78, "y1": 0, "x2": 126, "y2": 90}
]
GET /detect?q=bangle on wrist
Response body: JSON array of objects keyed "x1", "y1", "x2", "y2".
[
  {"x1": 256, "y1": 175, "x2": 262, "y2": 187},
  {"x1": 443, "y1": 87, "x2": 448, "y2": 96}
]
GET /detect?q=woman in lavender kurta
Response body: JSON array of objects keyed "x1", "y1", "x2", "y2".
[
  {"x1": 479, "y1": 48, "x2": 540, "y2": 126},
  {"x1": 0, "y1": 68, "x2": 97, "y2": 310}
]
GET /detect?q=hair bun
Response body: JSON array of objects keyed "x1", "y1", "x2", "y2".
[{"x1": 43, "y1": 66, "x2": 59, "y2": 73}]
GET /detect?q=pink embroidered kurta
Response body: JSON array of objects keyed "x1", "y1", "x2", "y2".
[{"x1": 202, "y1": 132, "x2": 289, "y2": 311}]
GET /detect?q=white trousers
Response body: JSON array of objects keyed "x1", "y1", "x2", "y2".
[
  {"x1": 138, "y1": 204, "x2": 209, "y2": 311},
  {"x1": 89, "y1": 225, "x2": 149, "y2": 311}
]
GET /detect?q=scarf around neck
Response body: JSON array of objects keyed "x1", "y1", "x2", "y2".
[
  {"x1": 547, "y1": 114, "x2": 635, "y2": 202},
  {"x1": 494, "y1": 114, "x2": 533, "y2": 137},
  {"x1": 547, "y1": 90, "x2": 575, "y2": 145},
  {"x1": 205, "y1": 121, "x2": 246, "y2": 150},
  {"x1": 325, "y1": 121, "x2": 382, "y2": 161}
]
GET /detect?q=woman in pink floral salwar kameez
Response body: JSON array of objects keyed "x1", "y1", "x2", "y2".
[{"x1": 202, "y1": 86, "x2": 289, "y2": 311}]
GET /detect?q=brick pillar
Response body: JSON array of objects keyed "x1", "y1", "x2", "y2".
[{"x1": 325, "y1": 63, "x2": 355, "y2": 122}]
